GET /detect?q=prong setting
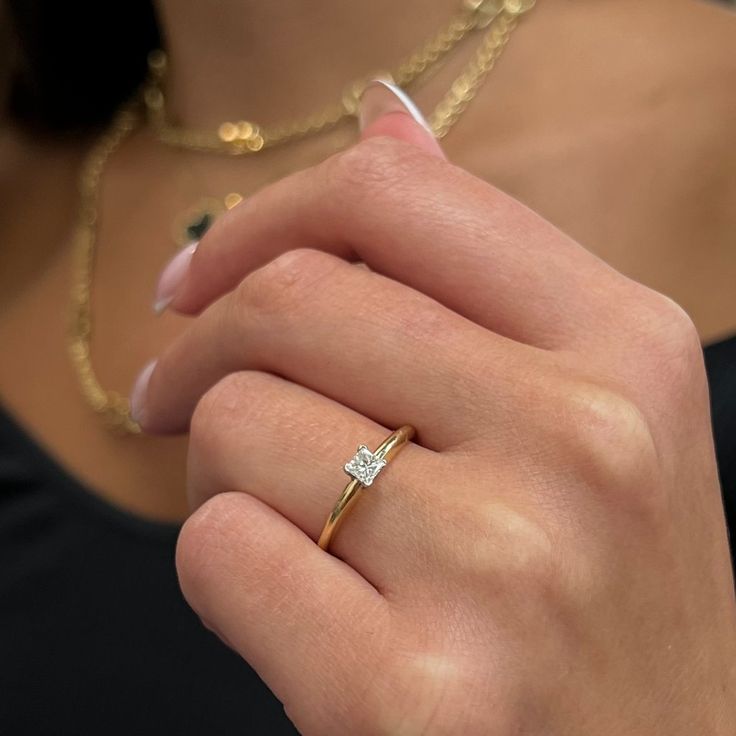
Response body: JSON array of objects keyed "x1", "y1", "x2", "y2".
[{"x1": 344, "y1": 445, "x2": 387, "y2": 486}]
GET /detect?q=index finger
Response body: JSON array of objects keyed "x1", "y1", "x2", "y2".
[{"x1": 167, "y1": 135, "x2": 634, "y2": 350}]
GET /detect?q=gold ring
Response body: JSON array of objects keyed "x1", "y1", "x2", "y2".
[{"x1": 318, "y1": 425, "x2": 415, "y2": 552}]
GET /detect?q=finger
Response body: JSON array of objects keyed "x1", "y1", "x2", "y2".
[
  {"x1": 136, "y1": 248, "x2": 544, "y2": 439},
  {"x1": 185, "y1": 369, "x2": 442, "y2": 592},
  {"x1": 358, "y1": 79, "x2": 446, "y2": 159},
  {"x1": 163, "y1": 135, "x2": 633, "y2": 352},
  {"x1": 176, "y1": 490, "x2": 390, "y2": 736}
]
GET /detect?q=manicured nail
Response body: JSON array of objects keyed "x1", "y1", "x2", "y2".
[
  {"x1": 153, "y1": 241, "x2": 198, "y2": 314},
  {"x1": 130, "y1": 358, "x2": 157, "y2": 427},
  {"x1": 359, "y1": 78, "x2": 434, "y2": 134}
]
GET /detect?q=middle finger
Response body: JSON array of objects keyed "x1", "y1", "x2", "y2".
[{"x1": 139, "y1": 248, "x2": 547, "y2": 445}]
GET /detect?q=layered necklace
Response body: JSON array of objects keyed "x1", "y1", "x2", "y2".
[{"x1": 68, "y1": 0, "x2": 536, "y2": 435}]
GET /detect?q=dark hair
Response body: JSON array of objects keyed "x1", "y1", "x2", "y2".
[
  {"x1": 3, "y1": 0, "x2": 161, "y2": 136},
  {"x1": 5, "y1": 0, "x2": 735, "y2": 137}
]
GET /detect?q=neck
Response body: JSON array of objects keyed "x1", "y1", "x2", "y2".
[{"x1": 154, "y1": 0, "x2": 463, "y2": 128}]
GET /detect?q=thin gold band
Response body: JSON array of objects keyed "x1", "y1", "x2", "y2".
[{"x1": 318, "y1": 425, "x2": 415, "y2": 552}]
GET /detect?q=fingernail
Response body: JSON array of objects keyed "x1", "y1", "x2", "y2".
[
  {"x1": 130, "y1": 358, "x2": 157, "y2": 427},
  {"x1": 359, "y1": 78, "x2": 433, "y2": 134},
  {"x1": 153, "y1": 241, "x2": 198, "y2": 314}
]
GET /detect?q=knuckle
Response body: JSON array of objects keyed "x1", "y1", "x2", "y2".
[
  {"x1": 376, "y1": 655, "x2": 497, "y2": 736},
  {"x1": 644, "y1": 292, "x2": 700, "y2": 346},
  {"x1": 190, "y1": 372, "x2": 243, "y2": 449},
  {"x1": 450, "y1": 498, "x2": 557, "y2": 594},
  {"x1": 633, "y1": 290, "x2": 705, "y2": 383},
  {"x1": 189, "y1": 371, "x2": 278, "y2": 459},
  {"x1": 329, "y1": 135, "x2": 429, "y2": 200},
  {"x1": 553, "y1": 380, "x2": 665, "y2": 517},
  {"x1": 232, "y1": 248, "x2": 339, "y2": 319},
  {"x1": 391, "y1": 296, "x2": 453, "y2": 345},
  {"x1": 175, "y1": 491, "x2": 247, "y2": 608}
]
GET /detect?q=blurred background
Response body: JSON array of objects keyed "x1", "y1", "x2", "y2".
[{"x1": 1, "y1": 0, "x2": 734, "y2": 137}]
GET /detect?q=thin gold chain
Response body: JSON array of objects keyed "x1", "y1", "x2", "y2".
[
  {"x1": 68, "y1": 0, "x2": 535, "y2": 435},
  {"x1": 144, "y1": 0, "x2": 534, "y2": 154},
  {"x1": 430, "y1": 7, "x2": 523, "y2": 137}
]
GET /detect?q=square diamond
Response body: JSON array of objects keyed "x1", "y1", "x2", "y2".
[{"x1": 344, "y1": 445, "x2": 387, "y2": 486}]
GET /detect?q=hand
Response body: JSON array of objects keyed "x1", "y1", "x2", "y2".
[{"x1": 132, "y1": 84, "x2": 736, "y2": 734}]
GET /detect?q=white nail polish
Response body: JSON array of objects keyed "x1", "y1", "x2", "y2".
[
  {"x1": 153, "y1": 241, "x2": 198, "y2": 315},
  {"x1": 359, "y1": 78, "x2": 434, "y2": 134},
  {"x1": 130, "y1": 358, "x2": 157, "y2": 427}
]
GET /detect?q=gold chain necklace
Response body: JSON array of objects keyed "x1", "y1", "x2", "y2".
[
  {"x1": 144, "y1": 0, "x2": 534, "y2": 154},
  {"x1": 68, "y1": 0, "x2": 535, "y2": 435}
]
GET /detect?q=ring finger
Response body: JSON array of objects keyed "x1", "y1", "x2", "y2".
[
  {"x1": 187, "y1": 368, "x2": 443, "y2": 594},
  {"x1": 137, "y1": 247, "x2": 548, "y2": 444}
]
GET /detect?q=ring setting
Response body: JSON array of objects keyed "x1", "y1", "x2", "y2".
[
  {"x1": 344, "y1": 445, "x2": 387, "y2": 486},
  {"x1": 318, "y1": 425, "x2": 415, "y2": 552}
]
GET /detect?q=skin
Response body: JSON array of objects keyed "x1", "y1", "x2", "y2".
[
  {"x1": 132, "y1": 102, "x2": 736, "y2": 733},
  {"x1": 0, "y1": 0, "x2": 734, "y2": 522},
  {"x1": 0, "y1": 0, "x2": 734, "y2": 730}
]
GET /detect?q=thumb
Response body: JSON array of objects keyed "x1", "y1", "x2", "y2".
[{"x1": 358, "y1": 79, "x2": 446, "y2": 159}]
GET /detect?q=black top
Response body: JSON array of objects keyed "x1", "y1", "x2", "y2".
[{"x1": 1, "y1": 335, "x2": 735, "y2": 736}]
